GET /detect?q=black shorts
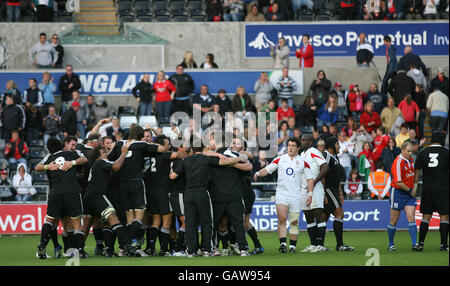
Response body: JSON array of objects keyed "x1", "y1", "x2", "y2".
[
  {"x1": 84, "y1": 193, "x2": 116, "y2": 220},
  {"x1": 120, "y1": 180, "x2": 147, "y2": 211},
  {"x1": 324, "y1": 187, "x2": 342, "y2": 215},
  {"x1": 148, "y1": 189, "x2": 172, "y2": 215},
  {"x1": 420, "y1": 186, "x2": 449, "y2": 215},
  {"x1": 170, "y1": 192, "x2": 184, "y2": 217},
  {"x1": 243, "y1": 187, "x2": 255, "y2": 214},
  {"x1": 47, "y1": 192, "x2": 83, "y2": 219}
]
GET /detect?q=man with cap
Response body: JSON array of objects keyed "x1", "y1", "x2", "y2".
[
  {"x1": 429, "y1": 67, "x2": 448, "y2": 95},
  {"x1": 61, "y1": 101, "x2": 80, "y2": 138}
]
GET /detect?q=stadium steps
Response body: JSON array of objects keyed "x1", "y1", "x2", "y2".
[
  {"x1": 422, "y1": 113, "x2": 432, "y2": 147},
  {"x1": 74, "y1": 0, "x2": 120, "y2": 36}
]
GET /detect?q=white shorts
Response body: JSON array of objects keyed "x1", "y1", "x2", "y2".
[
  {"x1": 276, "y1": 192, "x2": 301, "y2": 213},
  {"x1": 300, "y1": 182, "x2": 324, "y2": 211}
]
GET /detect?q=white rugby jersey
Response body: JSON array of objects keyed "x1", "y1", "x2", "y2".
[
  {"x1": 300, "y1": 147, "x2": 327, "y2": 189},
  {"x1": 265, "y1": 154, "x2": 312, "y2": 196}
]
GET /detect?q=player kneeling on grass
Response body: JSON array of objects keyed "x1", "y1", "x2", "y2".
[
  {"x1": 255, "y1": 138, "x2": 313, "y2": 254},
  {"x1": 387, "y1": 142, "x2": 419, "y2": 252},
  {"x1": 83, "y1": 142, "x2": 147, "y2": 257}
]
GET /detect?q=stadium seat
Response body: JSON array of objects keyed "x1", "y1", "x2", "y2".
[
  {"x1": 57, "y1": 16, "x2": 74, "y2": 22},
  {"x1": 173, "y1": 15, "x2": 189, "y2": 21},
  {"x1": 118, "y1": 2, "x2": 133, "y2": 15},
  {"x1": 34, "y1": 182, "x2": 49, "y2": 195},
  {"x1": 21, "y1": 15, "x2": 37, "y2": 22},
  {"x1": 188, "y1": 1, "x2": 205, "y2": 16},
  {"x1": 171, "y1": 1, "x2": 188, "y2": 17},
  {"x1": 297, "y1": 7, "x2": 314, "y2": 21},
  {"x1": 135, "y1": 1, "x2": 152, "y2": 16},
  {"x1": 153, "y1": 2, "x2": 170, "y2": 16},
  {"x1": 29, "y1": 158, "x2": 43, "y2": 171},
  {"x1": 138, "y1": 15, "x2": 154, "y2": 21},
  {"x1": 155, "y1": 15, "x2": 171, "y2": 21},
  {"x1": 190, "y1": 15, "x2": 206, "y2": 22},
  {"x1": 32, "y1": 171, "x2": 48, "y2": 183},
  {"x1": 139, "y1": 115, "x2": 158, "y2": 127},
  {"x1": 9, "y1": 169, "x2": 17, "y2": 179},
  {"x1": 120, "y1": 15, "x2": 136, "y2": 23},
  {"x1": 28, "y1": 147, "x2": 47, "y2": 159},
  {"x1": 316, "y1": 14, "x2": 331, "y2": 21},
  {"x1": 118, "y1": 106, "x2": 136, "y2": 116},
  {"x1": 119, "y1": 115, "x2": 138, "y2": 129},
  {"x1": 29, "y1": 139, "x2": 44, "y2": 148}
]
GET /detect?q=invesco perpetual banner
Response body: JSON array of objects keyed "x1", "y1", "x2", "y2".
[{"x1": 245, "y1": 22, "x2": 449, "y2": 58}]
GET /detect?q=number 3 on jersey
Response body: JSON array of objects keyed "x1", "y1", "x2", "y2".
[{"x1": 428, "y1": 153, "x2": 439, "y2": 167}]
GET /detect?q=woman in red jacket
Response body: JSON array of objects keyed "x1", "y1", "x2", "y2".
[
  {"x1": 359, "y1": 101, "x2": 381, "y2": 133},
  {"x1": 397, "y1": 94, "x2": 419, "y2": 132},
  {"x1": 347, "y1": 83, "x2": 367, "y2": 122},
  {"x1": 295, "y1": 34, "x2": 314, "y2": 68},
  {"x1": 153, "y1": 71, "x2": 176, "y2": 124},
  {"x1": 371, "y1": 126, "x2": 390, "y2": 163}
]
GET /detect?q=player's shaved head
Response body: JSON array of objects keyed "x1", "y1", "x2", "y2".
[{"x1": 300, "y1": 134, "x2": 313, "y2": 150}]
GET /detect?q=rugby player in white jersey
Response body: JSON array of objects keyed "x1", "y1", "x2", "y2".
[
  {"x1": 299, "y1": 134, "x2": 329, "y2": 253},
  {"x1": 254, "y1": 138, "x2": 314, "y2": 253}
]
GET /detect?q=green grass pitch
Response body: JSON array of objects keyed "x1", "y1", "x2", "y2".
[{"x1": 0, "y1": 231, "x2": 447, "y2": 266}]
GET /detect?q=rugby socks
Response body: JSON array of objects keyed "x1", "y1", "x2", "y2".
[
  {"x1": 440, "y1": 221, "x2": 449, "y2": 248},
  {"x1": 67, "y1": 230, "x2": 75, "y2": 249},
  {"x1": 333, "y1": 218, "x2": 344, "y2": 247},
  {"x1": 246, "y1": 226, "x2": 262, "y2": 248},
  {"x1": 158, "y1": 227, "x2": 171, "y2": 253},
  {"x1": 387, "y1": 224, "x2": 396, "y2": 247},
  {"x1": 62, "y1": 232, "x2": 69, "y2": 253},
  {"x1": 130, "y1": 219, "x2": 143, "y2": 240},
  {"x1": 112, "y1": 224, "x2": 132, "y2": 246},
  {"x1": 228, "y1": 228, "x2": 237, "y2": 245},
  {"x1": 103, "y1": 228, "x2": 115, "y2": 253},
  {"x1": 176, "y1": 228, "x2": 186, "y2": 251},
  {"x1": 50, "y1": 226, "x2": 60, "y2": 248},
  {"x1": 290, "y1": 240, "x2": 297, "y2": 248},
  {"x1": 74, "y1": 230, "x2": 86, "y2": 252},
  {"x1": 93, "y1": 227, "x2": 104, "y2": 250},
  {"x1": 418, "y1": 219, "x2": 429, "y2": 245},
  {"x1": 137, "y1": 224, "x2": 147, "y2": 243},
  {"x1": 316, "y1": 222, "x2": 327, "y2": 246},
  {"x1": 408, "y1": 222, "x2": 418, "y2": 246},
  {"x1": 279, "y1": 237, "x2": 287, "y2": 245},
  {"x1": 146, "y1": 226, "x2": 159, "y2": 251},
  {"x1": 39, "y1": 222, "x2": 53, "y2": 248},
  {"x1": 306, "y1": 222, "x2": 318, "y2": 246}
]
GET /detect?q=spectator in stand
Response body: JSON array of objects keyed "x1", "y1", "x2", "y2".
[
  {"x1": 180, "y1": 51, "x2": 198, "y2": 69},
  {"x1": 367, "y1": 83, "x2": 387, "y2": 115},
  {"x1": 388, "y1": 69, "x2": 416, "y2": 106},
  {"x1": 31, "y1": 0, "x2": 56, "y2": 22},
  {"x1": 277, "y1": 120, "x2": 291, "y2": 155},
  {"x1": 398, "y1": 46, "x2": 427, "y2": 77},
  {"x1": 287, "y1": 117, "x2": 297, "y2": 133},
  {"x1": 332, "y1": 83, "x2": 348, "y2": 122},
  {"x1": 153, "y1": 71, "x2": 176, "y2": 124},
  {"x1": 192, "y1": 84, "x2": 214, "y2": 117},
  {"x1": 6, "y1": 0, "x2": 21, "y2": 22},
  {"x1": 265, "y1": 2, "x2": 285, "y2": 20},
  {"x1": 309, "y1": 70, "x2": 332, "y2": 108},
  {"x1": 356, "y1": 33, "x2": 374, "y2": 67},
  {"x1": 423, "y1": 0, "x2": 440, "y2": 18},
  {"x1": 51, "y1": 33, "x2": 64, "y2": 68},
  {"x1": 317, "y1": 139, "x2": 326, "y2": 153},
  {"x1": 90, "y1": 96, "x2": 115, "y2": 125},
  {"x1": 390, "y1": 115, "x2": 405, "y2": 138},
  {"x1": 39, "y1": 72, "x2": 56, "y2": 115},
  {"x1": 342, "y1": 116, "x2": 358, "y2": 138},
  {"x1": 341, "y1": 0, "x2": 357, "y2": 19},
  {"x1": 253, "y1": 72, "x2": 273, "y2": 111},
  {"x1": 297, "y1": 96, "x2": 317, "y2": 133},
  {"x1": 0, "y1": 170, "x2": 14, "y2": 202},
  {"x1": 169, "y1": 65, "x2": 195, "y2": 116},
  {"x1": 317, "y1": 94, "x2": 338, "y2": 130},
  {"x1": 270, "y1": 37, "x2": 290, "y2": 69},
  {"x1": 42, "y1": 105, "x2": 62, "y2": 145},
  {"x1": 68, "y1": 90, "x2": 89, "y2": 139},
  {"x1": 61, "y1": 101, "x2": 80, "y2": 138},
  {"x1": 380, "y1": 96, "x2": 403, "y2": 132},
  {"x1": 276, "y1": 67, "x2": 297, "y2": 108},
  {"x1": 1, "y1": 94, "x2": 25, "y2": 142},
  {"x1": 368, "y1": 161, "x2": 391, "y2": 200},
  {"x1": 386, "y1": 0, "x2": 406, "y2": 19},
  {"x1": 291, "y1": 0, "x2": 314, "y2": 15},
  {"x1": 360, "y1": 101, "x2": 381, "y2": 133},
  {"x1": 359, "y1": 141, "x2": 375, "y2": 172},
  {"x1": 347, "y1": 83, "x2": 367, "y2": 122},
  {"x1": 2, "y1": 80, "x2": 22, "y2": 107},
  {"x1": 59, "y1": 65, "x2": 81, "y2": 114},
  {"x1": 413, "y1": 84, "x2": 426, "y2": 139},
  {"x1": 276, "y1": 98, "x2": 295, "y2": 121},
  {"x1": 350, "y1": 126, "x2": 372, "y2": 159},
  {"x1": 338, "y1": 130, "x2": 354, "y2": 179},
  {"x1": 440, "y1": 0, "x2": 449, "y2": 18},
  {"x1": 365, "y1": 0, "x2": 385, "y2": 20},
  {"x1": 371, "y1": 126, "x2": 389, "y2": 163},
  {"x1": 206, "y1": 0, "x2": 224, "y2": 21},
  {"x1": 29, "y1": 33, "x2": 58, "y2": 69},
  {"x1": 295, "y1": 34, "x2": 314, "y2": 68},
  {"x1": 319, "y1": 125, "x2": 331, "y2": 142},
  {"x1": 404, "y1": 129, "x2": 425, "y2": 146},
  {"x1": 381, "y1": 35, "x2": 398, "y2": 95},
  {"x1": 231, "y1": 86, "x2": 256, "y2": 121},
  {"x1": 12, "y1": 163, "x2": 35, "y2": 202},
  {"x1": 245, "y1": 4, "x2": 266, "y2": 21},
  {"x1": 261, "y1": 99, "x2": 276, "y2": 122},
  {"x1": 429, "y1": 67, "x2": 448, "y2": 94},
  {"x1": 105, "y1": 117, "x2": 124, "y2": 141},
  {"x1": 344, "y1": 169, "x2": 363, "y2": 199},
  {"x1": 398, "y1": 94, "x2": 419, "y2": 131},
  {"x1": 132, "y1": 73, "x2": 153, "y2": 116},
  {"x1": 312, "y1": 129, "x2": 320, "y2": 146},
  {"x1": 223, "y1": 0, "x2": 245, "y2": 21},
  {"x1": 200, "y1": 53, "x2": 219, "y2": 69},
  {"x1": 4, "y1": 130, "x2": 29, "y2": 166},
  {"x1": 404, "y1": 0, "x2": 424, "y2": 19},
  {"x1": 23, "y1": 78, "x2": 44, "y2": 108},
  {"x1": 381, "y1": 137, "x2": 400, "y2": 175},
  {"x1": 85, "y1": 95, "x2": 95, "y2": 127},
  {"x1": 407, "y1": 63, "x2": 428, "y2": 91},
  {"x1": 395, "y1": 122, "x2": 410, "y2": 147},
  {"x1": 426, "y1": 84, "x2": 449, "y2": 133},
  {"x1": 25, "y1": 105, "x2": 42, "y2": 145},
  {"x1": 213, "y1": 89, "x2": 232, "y2": 116}
]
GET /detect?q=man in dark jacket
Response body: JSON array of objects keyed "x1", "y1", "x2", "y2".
[
  {"x1": 367, "y1": 83, "x2": 387, "y2": 114},
  {"x1": 388, "y1": 69, "x2": 416, "y2": 106},
  {"x1": 61, "y1": 101, "x2": 80, "y2": 137},
  {"x1": 0, "y1": 94, "x2": 26, "y2": 142},
  {"x1": 51, "y1": 34, "x2": 64, "y2": 68},
  {"x1": 213, "y1": 89, "x2": 232, "y2": 116},
  {"x1": 169, "y1": 65, "x2": 195, "y2": 116},
  {"x1": 429, "y1": 67, "x2": 448, "y2": 94},
  {"x1": 381, "y1": 35, "x2": 398, "y2": 95},
  {"x1": 58, "y1": 65, "x2": 81, "y2": 114},
  {"x1": 397, "y1": 46, "x2": 427, "y2": 77},
  {"x1": 132, "y1": 73, "x2": 153, "y2": 116}
]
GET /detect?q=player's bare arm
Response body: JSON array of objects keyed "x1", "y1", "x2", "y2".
[
  {"x1": 306, "y1": 178, "x2": 315, "y2": 206},
  {"x1": 233, "y1": 162, "x2": 253, "y2": 172},
  {"x1": 254, "y1": 168, "x2": 269, "y2": 182},
  {"x1": 314, "y1": 163, "x2": 329, "y2": 186},
  {"x1": 218, "y1": 156, "x2": 243, "y2": 166},
  {"x1": 169, "y1": 171, "x2": 179, "y2": 180},
  {"x1": 61, "y1": 156, "x2": 88, "y2": 171},
  {"x1": 35, "y1": 162, "x2": 60, "y2": 172}
]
